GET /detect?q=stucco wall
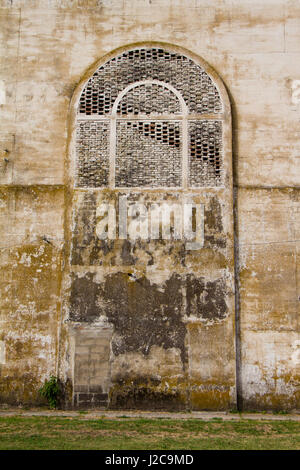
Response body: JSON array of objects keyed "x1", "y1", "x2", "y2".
[{"x1": 0, "y1": 0, "x2": 299, "y2": 410}]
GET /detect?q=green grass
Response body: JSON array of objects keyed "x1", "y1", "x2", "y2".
[{"x1": 0, "y1": 416, "x2": 299, "y2": 450}]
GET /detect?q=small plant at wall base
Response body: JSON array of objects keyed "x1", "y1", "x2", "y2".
[{"x1": 39, "y1": 376, "x2": 60, "y2": 409}]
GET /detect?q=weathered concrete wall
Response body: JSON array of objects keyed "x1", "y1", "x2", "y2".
[
  {"x1": 0, "y1": 0, "x2": 299, "y2": 410},
  {"x1": 0, "y1": 186, "x2": 64, "y2": 404},
  {"x1": 237, "y1": 188, "x2": 300, "y2": 409}
]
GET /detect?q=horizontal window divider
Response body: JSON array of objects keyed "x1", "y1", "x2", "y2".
[
  {"x1": 74, "y1": 186, "x2": 225, "y2": 191},
  {"x1": 77, "y1": 114, "x2": 224, "y2": 121}
]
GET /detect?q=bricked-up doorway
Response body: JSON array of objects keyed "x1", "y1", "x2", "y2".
[{"x1": 64, "y1": 43, "x2": 236, "y2": 410}]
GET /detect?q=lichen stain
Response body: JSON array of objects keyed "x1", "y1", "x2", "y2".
[
  {"x1": 242, "y1": 389, "x2": 300, "y2": 412},
  {"x1": 185, "y1": 248, "x2": 227, "y2": 271},
  {"x1": 0, "y1": 372, "x2": 48, "y2": 406},
  {"x1": 71, "y1": 192, "x2": 97, "y2": 265},
  {"x1": 189, "y1": 384, "x2": 232, "y2": 411},
  {"x1": 0, "y1": 240, "x2": 63, "y2": 405},
  {"x1": 109, "y1": 376, "x2": 187, "y2": 411},
  {"x1": 12, "y1": 244, "x2": 62, "y2": 310},
  {"x1": 108, "y1": 377, "x2": 234, "y2": 411}
]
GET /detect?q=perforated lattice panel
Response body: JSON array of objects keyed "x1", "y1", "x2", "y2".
[
  {"x1": 188, "y1": 121, "x2": 222, "y2": 187},
  {"x1": 76, "y1": 121, "x2": 109, "y2": 187},
  {"x1": 76, "y1": 47, "x2": 225, "y2": 189},
  {"x1": 115, "y1": 121, "x2": 182, "y2": 187},
  {"x1": 79, "y1": 48, "x2": 222, "y2": 115},
  {"x1": 117, "y1": 83, "x2": 181, "y2": 115}
]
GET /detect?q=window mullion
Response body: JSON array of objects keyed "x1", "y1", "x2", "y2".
[
  {"x1": 109, "y1": 117, "x2": 116, "y2": 189},
  {"x1": 182, "y1": 116, "x2": 188, "y2": 189}
]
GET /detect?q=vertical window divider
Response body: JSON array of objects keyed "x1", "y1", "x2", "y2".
[
  {"x1": 109, "y1": 115, "x2": 116, "y2": 189},
  {"x1": 182, "y1": 115, "x2": 188, "y2": 190}
]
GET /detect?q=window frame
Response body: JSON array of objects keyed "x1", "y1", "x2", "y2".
[{"x1": 68, "y1": 42, "x2": 231, "y2": 193}]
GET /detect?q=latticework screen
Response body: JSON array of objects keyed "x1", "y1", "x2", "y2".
[{"x1": 76, "y1": 47, "x2": 224, "y2": 188}]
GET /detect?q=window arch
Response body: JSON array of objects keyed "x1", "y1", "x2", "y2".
[{"x1": 75, "y1": 46, "x2": 226, "y2": 189}]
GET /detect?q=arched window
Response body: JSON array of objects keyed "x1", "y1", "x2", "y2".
[{"x1": 76, "y1": 47, "x2": 224, "y2": 189}]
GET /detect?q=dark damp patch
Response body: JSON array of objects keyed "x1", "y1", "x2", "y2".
[
  {"x1": 205, "y1": 235, "x2": 227, "y2": 249},
  {"x1": 69, "y1": 272, "x2": 101, "y2": 322},
  {"x1": 177, "y1": 243, "x2": 187, "y2": 266},
  {"x1": 186, "y1": 274, "x2": 228, "y2": 321},
  {"x1": 205, "y1": 196, "x2": 223, "y2": 232},
  {"x1": 146, "y1": 250, "x2": 154, "y2": 265},
  {"x1": 69, "y1": 272, "x2": 228, "y2": 362},
  {"x1": 204, "y1": 196, "x2": 226, "y2": 250},
  {"x1": 109, "y1": 379, "x2": 186, "y2": 411},
  {"x1": 99, "y1": 272, "x2": 187, "y2": 368},
  {"x1": 121, "y1": 239, "x2": 137, "y2": 265}
]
